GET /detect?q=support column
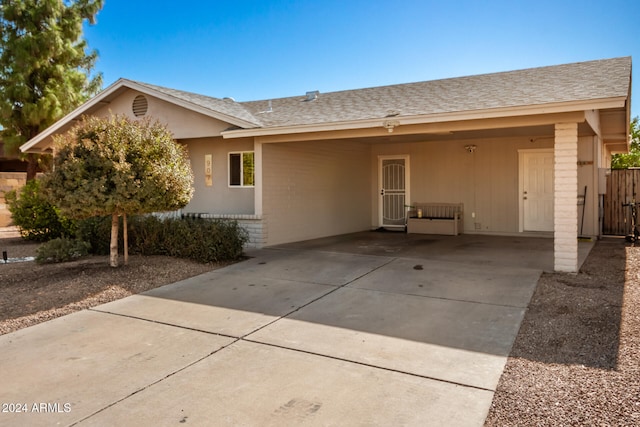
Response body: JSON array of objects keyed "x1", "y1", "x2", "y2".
[
  {"x1": 252, "y1": 141, "x2": 267, "y2": 247},
  {"x1": 254, "y1": 141, "x2": 263, "y2": 217},
  {"x1": 554, "y1": 123, "x2": 579, "y2": 272}
]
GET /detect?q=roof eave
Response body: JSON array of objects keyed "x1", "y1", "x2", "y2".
[
  {"x1": 21, "y1": 79, "x2": 261, "y2": 153},
  {"x1": 127, "y1": 81, "x2": 261, "y2": 129},
  {"x1": 222, "y1": 97, "x2": 628, "y2": 139}
]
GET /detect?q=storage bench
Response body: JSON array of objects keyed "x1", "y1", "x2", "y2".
[{"x1": 407, "y1": 203, "x2": 464, "y2": 235}]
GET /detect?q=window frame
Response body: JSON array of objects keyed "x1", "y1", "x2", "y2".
[{"x1": 228, "y1": 151, "x2": 255, "y2": 188}]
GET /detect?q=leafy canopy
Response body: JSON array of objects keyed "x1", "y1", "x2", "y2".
[
  {"x1": 43, "y1": 114, "x2": 194, "y2": 219},
  {"x1": 611, "y1": 116, "x2": 640, "y2": 169},
  {"x1": 0, "y1": 0, "x2": 103, "y2": 157}
]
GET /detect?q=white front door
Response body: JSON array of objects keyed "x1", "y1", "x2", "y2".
[
  {"x1": 521, "y1": 150, "x2": 554, "y2": 232},
  {"x1": 379, "y1": 155, "x2": 410, "y2": 227}
]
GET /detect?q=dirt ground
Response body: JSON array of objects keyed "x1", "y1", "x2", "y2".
[
  {"x1": 0, "y1": 227, "x2": 222, "y2": 335},
  {"x1": 485, "y1": 238, "x2": 640, "y2": 426},
  {"x1": 1, "y1": 228, "x2": 638, "y2": 425}
]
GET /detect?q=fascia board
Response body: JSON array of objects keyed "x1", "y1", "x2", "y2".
[{"x1": 222, "y1": 97, "x2": 627, "y2": 139}]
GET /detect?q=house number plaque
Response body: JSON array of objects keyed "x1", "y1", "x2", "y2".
[{"x1": 205, "y1": 154, "x2": 212, "y2": 186}]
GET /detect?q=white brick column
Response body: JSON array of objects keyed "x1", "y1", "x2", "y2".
[
  {"x1": 254, "y1": 141, "x2": 263, "y2": 217},
  {"x1": 554, "y1": 123, "x2": 578, "y2": 272}
]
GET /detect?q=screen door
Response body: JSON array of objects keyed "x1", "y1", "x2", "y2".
[{"x1": 379, "y1": 156, "x2": 409, "y2": 227}]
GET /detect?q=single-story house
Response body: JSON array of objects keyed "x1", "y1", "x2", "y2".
[{"x1": 21, "y1": 57, "x2": 632, "y2": 272}]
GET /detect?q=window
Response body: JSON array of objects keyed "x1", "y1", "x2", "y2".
[{"x1": 229, "y1": 151, "x2": 255, "y2": 187}]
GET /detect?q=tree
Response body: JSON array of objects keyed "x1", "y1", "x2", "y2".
[
  {"x1": 611, "y1": 116, "x2": 640, "y2": 169},
  {"x1": 43, "y1": 114, "x2": 194, "y2": 267},
  {"x1": 0, "y1": 0, "x2": 103, "y2": 180}
]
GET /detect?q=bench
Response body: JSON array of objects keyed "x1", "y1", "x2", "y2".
[{"x1": 407, "y1": 203, "x2": 464, "y2": 235}]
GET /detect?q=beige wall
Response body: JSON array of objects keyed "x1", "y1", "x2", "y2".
[
  {"x1": 262, "y1": 140, "x2": 371, "y2": 245},
  {"x1": 95, "y1": 89, "x2": 230, "y2": 139},
  {"x1": 577, "y1": 136, "x2": 598, "y2": 237},
  {"x1": 169, "y1": 122, "x2": 602, "y2": 243},
  {"x1": 182, "y1": 137, "x2": 255, "y2": 215},
  {"x1": 370, "y1": 136, "x2": 600, "y2": 237}
]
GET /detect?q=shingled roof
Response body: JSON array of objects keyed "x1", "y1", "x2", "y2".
[
  {"x1": 19, "y1": 57, "x2": 632, "y2": 153},
  {"x1": 132, "y1": 80, "x2": 264, "y2": 127},
  {"x1": 236, "y1": 56, "x2": 631, "y2": 128}
]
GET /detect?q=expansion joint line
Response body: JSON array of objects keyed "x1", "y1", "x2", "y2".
[{"x1": 238, "y1": 256, "x2": 397, "y2": 340}]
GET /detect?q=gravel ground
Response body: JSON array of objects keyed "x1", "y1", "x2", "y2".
[
  {"x1": 1, "y1": 228, "x2": 638, "y2": 424},
  {"x1": 0, "y1": 227, "x2": 224, "y2": 335},
  {"x1": 485, "y1": 238, "x2": 640, "y2": 426}
]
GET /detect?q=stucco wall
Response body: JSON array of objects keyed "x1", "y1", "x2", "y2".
[
  {"x1": 262, "y1": 140, "x2": 371, "y2": 245},
  {"x1": 181, "y1": 137, "x2": 255, "y2": 215},
  {"x1": 370, "y1": 136, "x2": 599, "y2": 237},
  {"x1": 94, "y1": 89, "x2": 231, "y2": 139}
]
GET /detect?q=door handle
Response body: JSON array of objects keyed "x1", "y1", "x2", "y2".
[{"x1": 380, "y1": 189, "x2": 385, "y2": 196}]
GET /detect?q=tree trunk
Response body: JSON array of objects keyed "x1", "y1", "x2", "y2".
[
  {"x1": 26, "y1": 153, "x2": 38, "y2": 181},
  {"x1": 110, "y1": 212, "x2": 119, "y2": 267},
  {"x1": 123, "y1": 213, "x2": 129, "y2": 266}
]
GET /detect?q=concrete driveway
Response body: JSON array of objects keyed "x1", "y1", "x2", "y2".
[{"x1": 0, "y1": 233, "x2": 564, "y2": 426}]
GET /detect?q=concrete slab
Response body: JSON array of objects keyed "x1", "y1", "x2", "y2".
[
  {"x1": 0, "y1": 310, "x2": 233, "y2": 427},
  {"x1": 348, "y1": 257, "x2": 541, "y2": 307},
  {"x1": 95, "y1": 270, "x2": 337, "y2": 337},
  {"x1": 248, "y1": 287, "x2": 525, "y2": 390},
  {"x1": 80, "y1": 340, "x2": 493, "y2": 427},
  {"x1": 0, "y1": 236, "x2": 547, "y2": 426},
  {"x1": 274, "y1": 231, "x2": 594, "y2": 271},
  {"x1": 228, "y1": 248, "x2": 392, "y2": 285}
]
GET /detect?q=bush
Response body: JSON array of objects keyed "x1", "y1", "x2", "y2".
[
  {"x1": 128, "y1": 215, "x2": 167, "y2": 256},
  {"x1": 35, "y1": 237, "x2": 90, "y2": 264},
  {"x1": 5, "y1": 179, "x2": 75, "y2": 242},
  {"x1": 75, "y1": 216, "x2": 114, "y2": 255},
  {"x1": 75, "y1": 215, "x2": 248, "y2": 263},
  {"x1": 128, "y1": 216, "x2": 248, "y2": 263}
]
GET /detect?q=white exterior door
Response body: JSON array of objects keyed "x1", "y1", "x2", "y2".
[
  {"x1": 379, "y1": 155, "x2": 410, "y2": 227},
  {"x1": 521, "y1": 150, "x2": 554, "y2": 232}
]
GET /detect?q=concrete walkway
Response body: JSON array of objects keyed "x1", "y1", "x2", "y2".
[{"x1": 0, "y1": 238, "x2": 547, "y2": 426}]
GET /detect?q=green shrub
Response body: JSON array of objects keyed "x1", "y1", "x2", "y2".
[
  {"x1": 35, "y1": 238, "x2": 90, "y2": 264},
  {"x1": 128, "y1": 216, "x2": 248, "y2": 263},
  {"x1": 5, "y1": 179, "x2": 75, "y2": 242},
  {"x1": 128, "y1": 215, "x2": 167, "y2": 256},
  {"x1": 75, "y1": 216, "x2": 114, "y2": 255},
  {"x1": 70, "y1": 215, "x2": 248, "y2": 263}
]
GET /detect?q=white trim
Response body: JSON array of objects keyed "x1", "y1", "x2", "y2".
[
  {"x1": 518, "y1": 148, "x2": 554, "y2": 232},
  {"x1": 228, "y1": 151, "x2": 255, "y2": 188},
  {"x1": 222, "y1": 97, "x2": 626, "y2": 139},
  {"x1": 377, "y1": 155, "x2": 410, "y2": 228},
  {"x1": 253, "y1": 142, "x2": 263, "y2": 216}
]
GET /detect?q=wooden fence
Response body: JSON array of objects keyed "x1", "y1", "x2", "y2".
[{"x1": 603, "y1": 169, "x2": 640, "y2": 235}]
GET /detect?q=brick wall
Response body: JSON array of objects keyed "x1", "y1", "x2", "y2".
[
  {"x1": 156, "y1": 211, "x2": 266, "y2": 248},
  {"x1": 0, "y1": 172, "x2": 26, "y2": 227},
  {"x1": 554, "y1": 123, "x2": 578, "y2": 272}
]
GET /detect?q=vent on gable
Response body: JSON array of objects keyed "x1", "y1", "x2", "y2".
[
  {"x1": 305, "y1": 90, "x2": 319, "y2": 101},
  {"x1": 132, "y1": 95, "x2": 148, "y2": 117}
]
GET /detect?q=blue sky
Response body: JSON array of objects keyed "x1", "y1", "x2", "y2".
[{"x1": 85, "y1": 0, "x2": 639, "y2": 118}]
